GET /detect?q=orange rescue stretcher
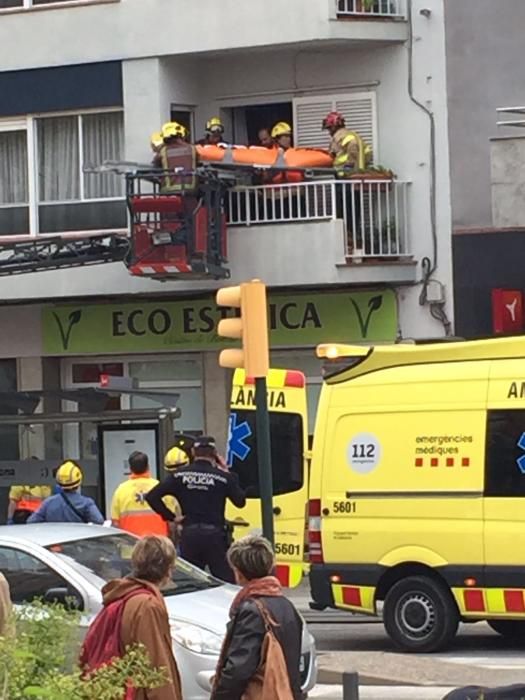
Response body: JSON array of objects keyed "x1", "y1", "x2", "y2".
[{"x1": 196, "y1": 145, "x2": 333, "y2": 169}]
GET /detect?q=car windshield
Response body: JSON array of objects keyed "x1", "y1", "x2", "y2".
[{"x1": 45, "y1": 533, "x2": 221, "y2": 596}]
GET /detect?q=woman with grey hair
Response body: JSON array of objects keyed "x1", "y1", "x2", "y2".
[{"x1": 211, "y1": 535, "x2": 304, "y2": 700}]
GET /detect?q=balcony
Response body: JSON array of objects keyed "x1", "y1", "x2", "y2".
[
  {"x1": 336, "y1": 0, "x2": 405, "y2": 20},
  {"x1": 227, "y1": 178, "x2": 412, "y2": 263}
]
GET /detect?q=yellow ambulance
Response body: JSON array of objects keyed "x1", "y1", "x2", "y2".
[
  {"x1": 226, "y1": 368, "x2": 309, "y2": 588},
  {"x1": 309, "y1": 337, "x2": 525, "y2": 652}
]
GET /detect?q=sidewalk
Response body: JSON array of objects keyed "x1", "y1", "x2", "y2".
[{"x1": 310, "y1": 685, "x2": 453, "y2": 699}]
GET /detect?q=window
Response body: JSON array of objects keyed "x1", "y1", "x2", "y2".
[
  {"x1": 0, "y1": 128, "x2": 29, "y2": 235},
  {"x1": 271, "y1": 350, "x2": 322, "y2": 434},
  {"x1": 230, "y1": 410, "x2": 304, "y2": 497},
  {"x1": 38, "y1": 112, "x2": 124, "y2": 202},
  {"x1": 36, "y1": 111, "x2": 125, "y2": 233},
  {"x1": 293, "y1": 92, "x2": 377, "y2": 156},
  {"x1": 129, "y1": 358, "x2": 204, "y2": 432},
  {"x1": 0, "y1": 111, "x2": 125, "y2": 236},
  {"x1": 0, "y1": 0, "x2": 102, "y2": 8},
  {"x1": 48, "y1": 533, "x2": 221, "y2": 595},
  {"x1": 485, "y1": 410, "x2": 525, "y2": 497},
  {"x1": 0, "y1": 546, "x2": 82, "y2": 604}
]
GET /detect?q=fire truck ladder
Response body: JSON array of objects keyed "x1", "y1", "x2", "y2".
[{"x1": 0, "y1": 233, "x2": 129, "y2": 276}]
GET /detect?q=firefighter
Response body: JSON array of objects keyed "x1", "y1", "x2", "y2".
[
  {"x1": 154, "y1": 121, "x2": 199, "y2": 195},
  {"x1": 197, "y1": 117, "x2": 227, "y2": 147},
  {"x1": 150, "y1": 131, "x2": 164, "y2": 156},
  {"x1": 322, "y1": 111, "x2": 371, "y2": 241},
  {"x1": 27, "y1": 461, "x2": 104, "y2": 524},
  {"x1": 111, "y1": 451, "x2": 177, "y2": 537},
  {"x1": 146, "y1": 436, "x2": 246, "y2": 582},
  {"x1": 7, "y1": 483, "x2": 52, "y2": 524},
  {"x1": 271, "y1": 121, "x2": 293, "y2": 151},
  {"x1": 321, "y1": 111, "x2": 371, "y2": 172}
]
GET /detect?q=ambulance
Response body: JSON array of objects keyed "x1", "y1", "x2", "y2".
[
  {"x1": 309, "y1": 337, "x2": 525, "y2": 652},
  {"x1": 226, "y1": 368, "x2": 309, "y2": 588}
]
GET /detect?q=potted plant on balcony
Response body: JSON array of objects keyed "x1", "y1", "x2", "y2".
[
  {"x1": 349, "y1": 165, "x2": 395, "y2": 193},
  {"x1": 352, "y1": 0, "x2": 396, "y2": 17}
]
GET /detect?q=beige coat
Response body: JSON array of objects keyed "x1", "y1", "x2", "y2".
[
  {"x1": 0, "y1": 572, "x2": 12, "y2": 636},
  {"x1": 102, "y1": 577, "x2": 182, "y2": 700}
]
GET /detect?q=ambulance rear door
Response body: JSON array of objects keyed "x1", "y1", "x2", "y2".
[{"x1": 226, "y1": 368, "x2": 308, "y2": 588}]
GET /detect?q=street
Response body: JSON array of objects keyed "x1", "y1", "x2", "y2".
[{"x1": 296, "y1": 600, "x2": 525, "y2": 699}]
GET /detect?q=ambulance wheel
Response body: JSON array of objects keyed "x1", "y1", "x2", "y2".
[
  {"x1": 488, "y1": 620, "x2": 525, "y2": 639},
  {"x1": 383, "y1": 576, "x2": 459, "y2": 652}
]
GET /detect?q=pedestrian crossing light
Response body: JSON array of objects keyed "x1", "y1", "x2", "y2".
[{"x1": 216, "y1": 279, "x2": 269, "y2": 378}]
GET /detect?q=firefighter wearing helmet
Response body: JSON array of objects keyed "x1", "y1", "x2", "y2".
[
  {"x1": 27, "y1": 461, "x2": 104, "y2": 524},
  {"x1": 153, "y1": 121, "x2": 198, "y2": 195},
  {"x1": 198, "y1": 117, "x2": 228, "y2": 147},
  {"x1": 322, "y1": 111, "x2": 371, "y2": 172},
  {"x1": 271, "y1": 121, "x2": 293, "y2": 151}
]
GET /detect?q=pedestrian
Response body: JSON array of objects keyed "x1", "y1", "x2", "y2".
[
  {"x1": 82, "y1": 536, "x2": 183, "y2": 700},
  {"x1": 211, "y1": 535, "x2": 304, "y2": 700},
  {"x1": 7, "y1": 483, "x2": 51, "y2": 524},
  {"x1": 0, "y1": 571, "x2": 12, "y2": 637},
  {"x1": 27, "y1": 461, "x2": 104, "y2": 524},
  {"x1": 146, "y1": 436, "x2": 246, "y2": 582},
  {"x1": 258, "y1": 128, "x2": 274, "y2": 148},
  {"x1": 111, "y1": 451, "x2": 178, "y2": 537}
]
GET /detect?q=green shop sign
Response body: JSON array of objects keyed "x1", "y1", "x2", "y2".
[{"x1": 42, "y1": 290, "x2": 397, "y2": 354}]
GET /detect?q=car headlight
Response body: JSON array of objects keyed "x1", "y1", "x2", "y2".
[{"x1": 169, "y1": 619, "x2": 223, "y2": 656}]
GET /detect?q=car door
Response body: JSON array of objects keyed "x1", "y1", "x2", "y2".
[{"x1": 0, "y1": 545, "x2": 85, "y2": 608}]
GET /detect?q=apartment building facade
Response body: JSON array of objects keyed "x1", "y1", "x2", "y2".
[{"x1": 0, "y1": 0, "x2": 454, "y2": 506}]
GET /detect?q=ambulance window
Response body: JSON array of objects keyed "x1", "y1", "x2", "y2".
[
  {"x1": 229, "y1": 410, "x2": 304, "y2": 497},
  {"x1": 485, "y1": 410, "x2": 525, "y2": 497}
]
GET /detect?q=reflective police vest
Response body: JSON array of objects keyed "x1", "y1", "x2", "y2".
[{"x1": 111, "y1": 474, "x2": 176, "y2": 537}]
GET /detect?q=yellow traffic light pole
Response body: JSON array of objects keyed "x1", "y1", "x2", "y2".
[{"x1": 216, "y1": 279, "x2": 275, "y2": 545}]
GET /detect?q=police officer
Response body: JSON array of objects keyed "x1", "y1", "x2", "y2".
[
  {"x1": 27, "y1": 461, "x2": 104, "y2": 524},
  {"x1": 146, "y1": 436, "x2": 246, "y2": 582}
]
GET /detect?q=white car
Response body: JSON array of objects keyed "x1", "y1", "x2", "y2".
[{"x1": 0, "y1": 524, "x2": 317, "y2": 699}]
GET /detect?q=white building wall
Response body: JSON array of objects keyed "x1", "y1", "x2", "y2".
[{"x1": 0, "y1": 0, "x2": 406, "y2": 72}]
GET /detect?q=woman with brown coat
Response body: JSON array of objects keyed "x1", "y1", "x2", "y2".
[{"x1": 101, "y1": 536, "x2": 183, "y2": 700}]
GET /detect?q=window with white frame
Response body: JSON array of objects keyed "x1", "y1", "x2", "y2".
[
  {"x1": 37, "y1": 111, "x2": 124, "y2": 202},
  {"x1": 293, "y1": 92, "x2": 377, "y2": 158},
  {"x1": 0, "y1": 110, "x2": 125, "y2": 236}
]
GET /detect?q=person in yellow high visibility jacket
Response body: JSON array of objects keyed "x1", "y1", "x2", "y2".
[
  {"x1": 322, "y1": 111, "x2": 371, "y2": 171},
  {"x1": 111, "y1": 451, "x2": 178, "y2": 537},
  {"x1": 8, "y1": 484, "x2": 52, "y2": 524}
]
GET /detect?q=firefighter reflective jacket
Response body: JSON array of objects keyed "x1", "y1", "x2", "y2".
[
  {"x1": 160, "y1": 144, "x2": 199, "y2": 194},
  {"x1": 9, "y1": 485, "x2": 51, "y2": 513},
  {"x1": 329, "y1": 128, "x2": 371, "y2": 170},
  {"x1": 111, "y1": 473, "x2": 177, "y2": 537}
]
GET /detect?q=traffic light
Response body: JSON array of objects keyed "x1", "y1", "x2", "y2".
[{"x1": 216, "y1": 279, "x2": 269, "y2": 377}]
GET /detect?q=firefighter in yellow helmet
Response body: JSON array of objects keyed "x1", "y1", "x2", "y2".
[
  {"x1": 153, "y1": 121, "x2": 198, "y2": 195},
  {"x1": 150, "y1": 131, "x2": 164, "y2": 155},
  {"x1": 197, "y1": 117, "x2": 228, "y2": 147},
  {"x1": 164, "y1": 446, "x2": 190, "y2": 471},
  {"x1": 271, "y1": 121, "x2": 293, "y2": 151},
  {"x1": 27, "y1": 461, "x2": 104, "y2": 524}
]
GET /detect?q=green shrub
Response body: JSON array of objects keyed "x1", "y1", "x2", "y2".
[{"x1": 0, "y1": 601, "x2": 166, "y2": 700}]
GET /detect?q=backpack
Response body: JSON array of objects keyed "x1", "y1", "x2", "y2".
[
  {"x1": 241, "y1": 599, "x2": 295, "y2": 700},
  {"x1": 79, "y1": 588, "x2": 153, "y2": 699}
]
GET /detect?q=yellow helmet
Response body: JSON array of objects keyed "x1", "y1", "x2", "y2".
[
  {"x1": 150, "y1": 131, "x2": 164, "y2": 149},
  {"x1": 164, "y1": 446, "x2": 190, "y2": 471},
  {"x1": 161, "y1": 121, "x2": 187, "y2": 141},
  {"x1": 56, "y1": 460, "x2": 83, "y2": 490},
  {"x1": 271, "y1": 121, "x2": 292, "y2": 138},
  {"x1": 206, "y1": 116, "x2": 224, "y2": 134}
]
